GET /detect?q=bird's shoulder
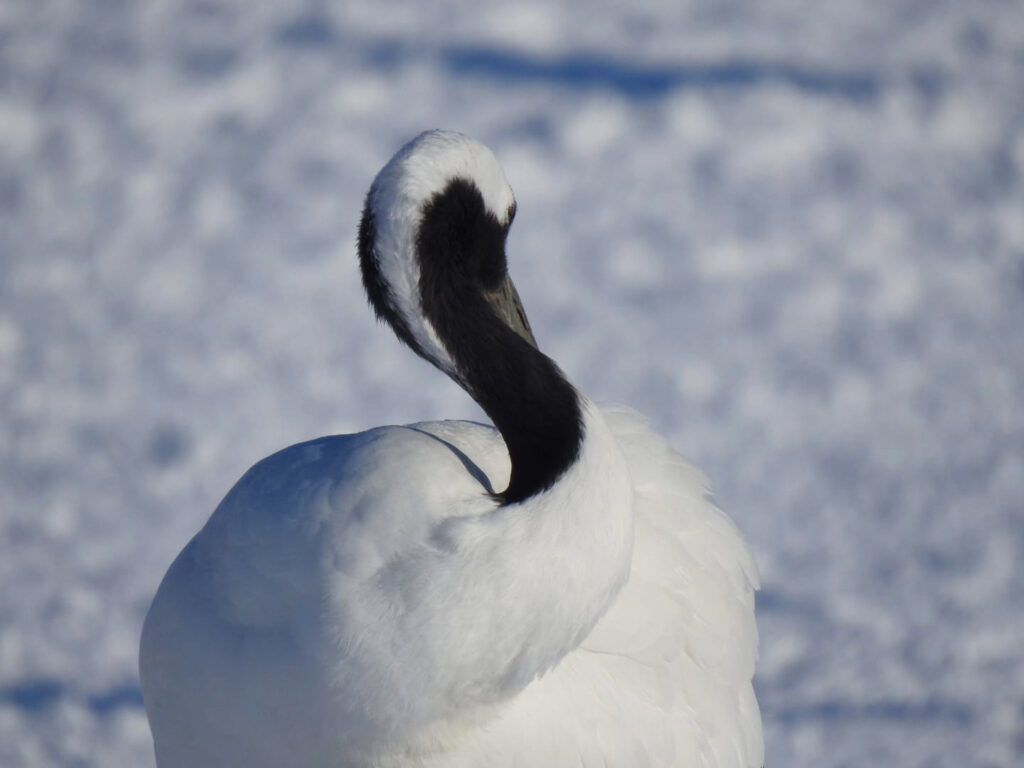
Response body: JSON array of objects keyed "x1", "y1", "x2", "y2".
[{"x1": 180, "y1": 421, "x2": 507, "y2": 628}]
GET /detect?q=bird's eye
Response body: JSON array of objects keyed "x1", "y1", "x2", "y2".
[{"x1": 506, "y1": 202, "x2": 517, "y2": 226}]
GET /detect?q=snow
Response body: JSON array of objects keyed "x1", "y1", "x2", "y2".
[{"x1": 2, "y1": 1, "x2": 1022, "y2": 765}]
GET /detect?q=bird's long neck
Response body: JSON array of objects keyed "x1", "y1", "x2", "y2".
[
  {"x1": 358, "y1": 179, "x2": 584, "y2": 504},
  {"x1": 421, "y1": 284, "x2": 584, "y2": 504}
]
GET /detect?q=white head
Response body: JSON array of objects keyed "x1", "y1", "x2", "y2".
[{"x1": 358, "y1": 130, "x2": 518, "y2": 377}]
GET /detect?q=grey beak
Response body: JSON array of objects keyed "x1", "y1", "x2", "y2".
[{"x1": 484, "y1": 274, "x2": 538, "y2": 349}]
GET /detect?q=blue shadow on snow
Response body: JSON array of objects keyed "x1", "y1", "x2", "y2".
[
  {"x1": 0, "y1": 678, "x2": 143, "y2": 714},
  {"x1": 270, "y1": 12, "x2": 885, "y2": 103},
  {"x1": 440, "y1": 46, "x2": 882, "y2": 101},
  {"x1": 768, "y1": 697, "x2": 974, "y2": 726}
]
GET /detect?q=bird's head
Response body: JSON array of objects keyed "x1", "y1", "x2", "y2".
[{"x1": 358, "y1": 130, "x2": 536, "y2": 382}]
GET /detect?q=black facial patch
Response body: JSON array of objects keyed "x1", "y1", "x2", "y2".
[{"x1": 417, "y1": 177, "x2": 510, "y2": 292}]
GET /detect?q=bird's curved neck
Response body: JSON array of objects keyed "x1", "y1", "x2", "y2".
[{"x1": 421, "y1": 285, "x2": 583, "y2": 505}]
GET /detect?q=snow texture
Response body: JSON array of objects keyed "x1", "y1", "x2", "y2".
[{"x1": 1, "y1": 1, "x2": 1022, "y2": 766}]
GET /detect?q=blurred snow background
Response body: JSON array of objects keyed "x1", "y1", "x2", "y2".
[{"x1": 2, "y1": 0, "x2": 1023, "y2": 765}]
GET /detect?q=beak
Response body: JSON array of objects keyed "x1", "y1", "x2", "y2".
[{"x1": 484, "y1": 274, "x2": 538, "y2": 349}]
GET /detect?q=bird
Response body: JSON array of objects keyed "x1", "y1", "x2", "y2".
[{"x1": 139, "y1": 129, "x2": 763, "y2": 768}]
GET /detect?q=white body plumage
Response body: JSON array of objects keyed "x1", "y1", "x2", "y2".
[{"x1": 140, "y1": 131, "x2": 762, "y2": 768}]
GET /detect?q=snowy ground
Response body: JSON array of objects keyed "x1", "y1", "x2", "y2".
[{"x1": 2, "y1": 1, "x2": 1023, "y2": 765}]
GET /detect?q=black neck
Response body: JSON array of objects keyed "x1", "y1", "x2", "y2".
[
  {"x1": 423, "y1": 286, "x2": 584, "y2": 504},
  {"x1": 414, "y1": 179, "x2": 583, "y2": 502},
  {"x1": 359, "y1": 179, "x2": 585, "y2": 504}
]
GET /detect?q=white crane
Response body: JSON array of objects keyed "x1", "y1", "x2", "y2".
[{"x1": 140, "y1": 130, "x2": 763, "y2": 768}]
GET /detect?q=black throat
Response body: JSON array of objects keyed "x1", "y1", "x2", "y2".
[{"x1": 361, "y1": 179, "x2": 584, "y2": 505}]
